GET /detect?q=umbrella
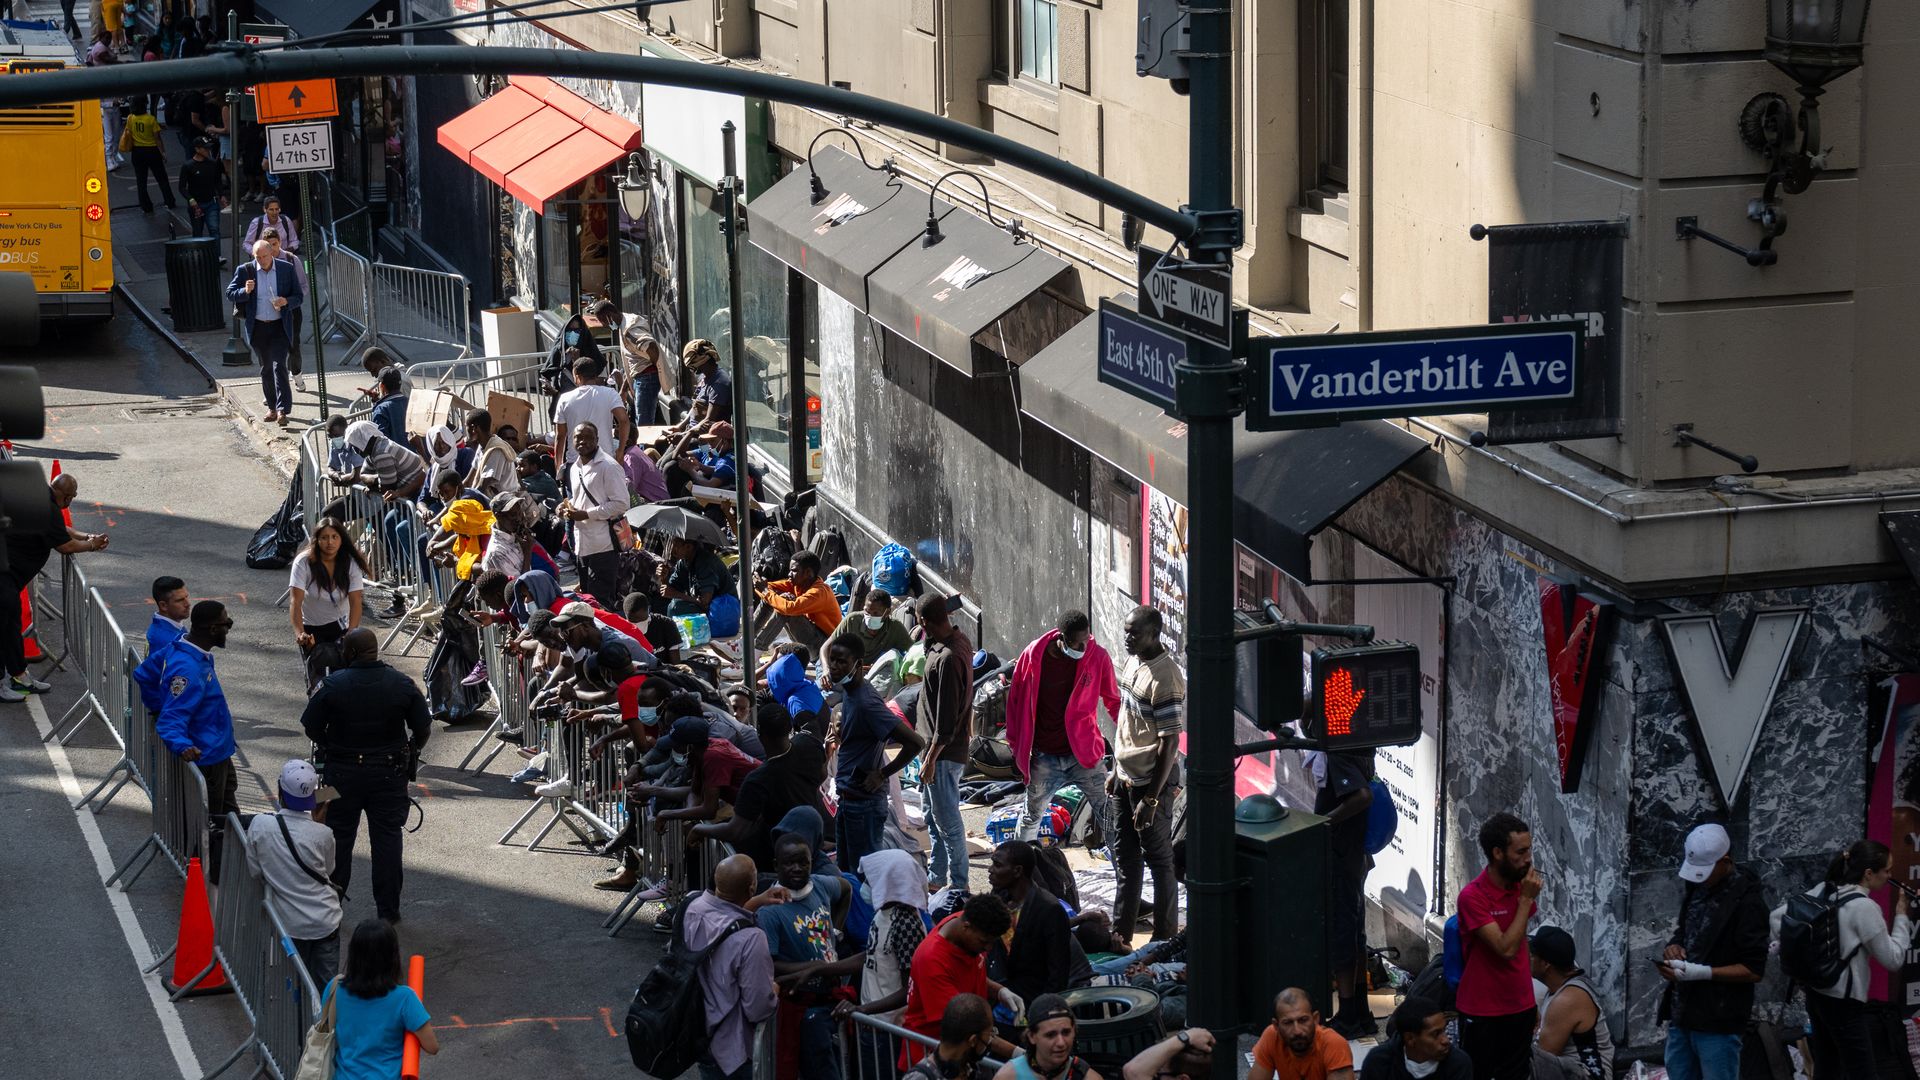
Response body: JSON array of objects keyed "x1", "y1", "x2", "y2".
[{"x1": 624, "y1": 503, "x2": 728, "y2": 547}]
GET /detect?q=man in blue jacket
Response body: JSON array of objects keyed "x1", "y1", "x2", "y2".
[
  {"x1": 155, "y1": 601, "x2": 238, "y2": 876},
  {"x1": 226, "y1": 238, "x2": 304, "y2": 425},
  {"x1": 147, "y1": 575, "x2": 189, "y2": 656}
]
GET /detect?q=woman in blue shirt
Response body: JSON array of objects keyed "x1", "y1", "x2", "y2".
[{"x1": 325, "y1": 918, "x2": 440, "y2": 1078}]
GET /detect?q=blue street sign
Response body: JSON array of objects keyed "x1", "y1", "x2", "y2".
[
  {"x1": 1250, "y1": 320, "x2": 1582, "y2": 429},
  {"x1": 1097, "y1": 299, "x2": 1188, "y2": 412}
]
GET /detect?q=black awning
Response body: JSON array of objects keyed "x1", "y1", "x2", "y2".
[
  {"x1": 255, "y1": 0, "x2": 398, "y2": 39},
  {"x1": 1019, "y1": 298, "x2": 1429, "y2": 581},
  {"x1": 744, "y1": 147, "x2": 928, "y2": 311},
  {"x1": 865, "y1": 201, "x2": 1070, "y2": 375}
]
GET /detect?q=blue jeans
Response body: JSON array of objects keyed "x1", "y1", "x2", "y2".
[
  {"x1": 836, "y1": 794, "x2": 887, "y2": 872},
  {"x1": 924, "y1": 759, "x2": 968, "y2": 889},
  {"x1": 632, "y1": 369, "x2": 661, "y2": 426},
  {"x1": 1664, "y1": 1026, "x2": 1742, "y2": 1080},
  {"x1": 192, "y1": 201, "x2": 220, "y2": 244},
  {"x1": 1018, "y1": 752, "x2": 1113, "y2": 845},
  {"x1": 799, "y1": 1005, "x2": 838, "y2": 1080},
  {"x1": 1092, "y1": 939, "x2": 1169, "y2": 976},
  {"x1": 382, "y1": 506, "x2": 416, "y2": 572}
]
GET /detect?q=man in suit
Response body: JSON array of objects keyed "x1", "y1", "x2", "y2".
[{"x1": 226, "y1": 238, "x2": 304, "y2": 424}]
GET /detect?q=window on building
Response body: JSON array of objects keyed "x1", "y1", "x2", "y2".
[
  {"x1": 1017, "y1": 0, "x2": 1059, "y2": 85},
  {"x1": 1300, "y1": 0, "x2": 1349, "y2": 194},
  {"x1": 683, "y1": 177, "x2": 793, "y2": 473},
  {"x1": 536, "y1": 175, "x2": 625, "y2": 323}
]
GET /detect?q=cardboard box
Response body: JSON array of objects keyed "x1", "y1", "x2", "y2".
[
  {"x1": 487, "y1": 391, "x2": 535, "y2": 446},
  {"x1": 405, "y1": 388, "x2": 473, "y2": 437}
]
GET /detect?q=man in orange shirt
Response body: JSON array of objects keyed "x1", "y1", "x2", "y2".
[
  {"x1": 753, "y1": 550, "x2": 842, "y2": 654},
  {"x1": 1249, "y1": 988, "x2": 1355, "y2": 1080}
]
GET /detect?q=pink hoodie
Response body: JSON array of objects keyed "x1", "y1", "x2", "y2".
[{"x1": 1004, "y1": 628, "x2": 1121, "y2": 779}]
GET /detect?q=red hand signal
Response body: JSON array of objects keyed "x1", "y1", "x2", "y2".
[{"x1": 1323, "y1": 667, "x2": 1366, "y2": 735}]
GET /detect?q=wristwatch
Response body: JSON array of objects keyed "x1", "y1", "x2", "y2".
[{"x1": 1176, "y1": 1031, "x2": 1191, "y2": 1046}]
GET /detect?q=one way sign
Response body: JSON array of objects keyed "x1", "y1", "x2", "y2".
[{"x1": 1137, "y1": 244, "x2": 1232, "y2": 347}]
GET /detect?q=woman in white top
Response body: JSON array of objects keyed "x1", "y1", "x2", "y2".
[
  {"x1": 289, "y1": 517, "x2": 367, "y2": 693},
  {"x1": 1771, "y1": 839, "x2": 1913, "y2": 1077}
]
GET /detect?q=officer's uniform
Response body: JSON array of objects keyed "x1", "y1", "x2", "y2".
[
  {"x1": 146, "y1": 612, "x2": 187, "y2": 657},
  {"x1": 153, "y1": 640, "x2": 239, "y2": 876},
  {"x1": 300, "y1": 658, "x2": 431, "y2": 921}
]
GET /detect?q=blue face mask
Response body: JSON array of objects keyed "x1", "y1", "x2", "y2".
[
  {"x1": 636, "y1": 706, "x2": 659, "y2": 725},
  {"x1": 565, "y1": 330, "x2": 581, "y2": 346},
  {"x1": 1060, "y1": 643, "x2": 1086, "y2": 661}
]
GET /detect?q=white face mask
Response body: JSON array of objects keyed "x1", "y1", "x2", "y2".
[
  {"x1": 1405, "y1": 1057, "x2": 1438, "y2": 1078},
  {"x1": 1060, "y1": 643, "x2": 1086, "y2": 661},
  {"x1": 671, "y1": 750, "x2": 688, "y2": 766},
  {"x1": 864, "y1": 614, "x2": 885, "y2": 631}
]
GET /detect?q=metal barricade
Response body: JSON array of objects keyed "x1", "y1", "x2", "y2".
[
  {"x1": 38, "y1": 553, "x2": 88, "y2": 674},
  {"x1": 108, "y1": 741, "x2": 210, "y2": 889},
  {"x1": 324, "y1": 242, "x2": 375, "y2": 364},
  {"x1": 498, "y1": 701, "x2": 620, "y2": 851},
  {"x1": 459, "y1": 622, "x2": 529, "y2": 774},
  {"x1": 371, "y1": 261, "x2": 471, "y2": 362},
  {"x1": 199, "y1": 813, "x2": 324, "y2": 1080},
  {"x1": 743, "y1": 1000, "x2": 1001, "y2": 1080},
  {"x1": 76, "y1": 643, "x2": 149, "y2": 813},
  {"x1": 45, "y1": 584, "x2": 128, "y2": 751}
]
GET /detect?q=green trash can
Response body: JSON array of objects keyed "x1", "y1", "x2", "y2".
[{"x1": 164, "y1": 236, "x2": 225, "y2": 332}]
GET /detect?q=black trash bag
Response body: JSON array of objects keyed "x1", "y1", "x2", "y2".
[
  {"x1": 245, "y1": 476, "x2": 306, "y2": 570},
  {"x1": 424, "y1": 618, "x2": 490, "y2": 723}
]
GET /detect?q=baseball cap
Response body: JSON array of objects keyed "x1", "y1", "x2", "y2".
[
  {"x1": 1678, "y1": 823, "x2": 1731, "y2": 883},
  {"x1": 488, "y1": 491, "x2": 526, "y2": 516},
  {"x1": 701, "y1": 421, "x2": 735, "y2": 443},
  {"x1": 279, "y1": 759, "x2": 320, "y2": 811},
  {"x1": 1531, "y1": 926, "x2": 1577, "y2": 971},
  {"x1": 667, "y1": 715, "x2": 711, "y2": 750},
  {"x1": 552, "y1": 600, "x2": 598, "y2": 626}
]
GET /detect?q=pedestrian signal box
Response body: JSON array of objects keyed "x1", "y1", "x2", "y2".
[{"x1": 1304, "y1": 642, "x2": 1422, "y2": 749}]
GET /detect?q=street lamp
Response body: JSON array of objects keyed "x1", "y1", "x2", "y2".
[
  {"x1": 615, "y1": 152, "x2": 655, "y2": 221},
  {"x1": 1681, "y1": 0, "x2": 1871, "y2": 264}
]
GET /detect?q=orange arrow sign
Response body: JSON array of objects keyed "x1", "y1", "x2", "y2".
[{"x1": 255, "y1": 79, "x2": 338, "y2": 124}]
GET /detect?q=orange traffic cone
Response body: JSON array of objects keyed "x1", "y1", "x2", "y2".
[
  {"x1": 162, "y1": 856, "x2": 231, "y2": 997},
  {"x1": 19, "y1": 587, "x2": 40, "y2": 661}
]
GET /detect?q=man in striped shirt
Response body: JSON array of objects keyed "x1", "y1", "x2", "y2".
[{"x1": 1111, "y1": 605, "x2": 1185, "y2": 945}]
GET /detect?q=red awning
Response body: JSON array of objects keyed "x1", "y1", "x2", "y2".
[{"x1": 436, "y1": 76, "x2": 642, "y2": 210}]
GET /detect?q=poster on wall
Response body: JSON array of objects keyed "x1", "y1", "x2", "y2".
[
  {"x1": 1140, "y1": 484, "x2": 1188, "y2": 657},
  {"x1": 1350, "y1": 546, "x2": 1447, "y2": 923},
  {"x1": 1867, "y1": 674, "x2": 1920, "y2": 1004}
]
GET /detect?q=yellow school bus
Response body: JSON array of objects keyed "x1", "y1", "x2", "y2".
[{"x1": 0, "y1": 22, "x2": 114, "y2": 322}]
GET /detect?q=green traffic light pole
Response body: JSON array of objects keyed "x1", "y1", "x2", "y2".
[{"x1": 0, "y1": 22, "x2": 1254, "y2": 1058}]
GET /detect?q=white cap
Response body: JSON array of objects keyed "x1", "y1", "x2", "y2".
[
  {"x1": 1678, "y1": 823, "x2": 1731, "y2": 883},
  {"x1": 279, "y1": 759, "x2": 320, "y2": 810}
]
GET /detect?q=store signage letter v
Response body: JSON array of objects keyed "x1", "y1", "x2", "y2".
[
  {"x1": 1539, "y1": 579, "x2": 1614, "y2": 793},
  {"x1": 1659, "y1": 608, "x2": 1808, "y2": 806}
]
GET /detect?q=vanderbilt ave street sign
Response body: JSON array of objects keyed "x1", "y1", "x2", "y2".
[{"x1": 1250, "y1": 320, "x2": 1583, "y2": 429}]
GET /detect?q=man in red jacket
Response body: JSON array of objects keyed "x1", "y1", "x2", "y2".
[{"x1": 1004, "y1": 610, "x2": 1120, "y2": 847}]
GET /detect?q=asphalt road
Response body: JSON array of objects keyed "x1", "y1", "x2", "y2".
[{"x1": 1, "y1": 315, "x2": 658, "y2": 1076}]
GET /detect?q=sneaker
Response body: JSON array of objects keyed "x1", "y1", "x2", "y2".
[
  {"x1": 650, "y1": 908, "x2": 676, "y2": 934},
  {"x1": 11, "y1": 675, "x2": 51, "y2": 694},
  {"x1": 534, "y1": 776, "x2": 572, "y2": 798},
  {"x1": 517, "y1": 745, "x2": 541, "y2": 760},
  {"x1": 461, "y1": 661, "x2": 490, "y2": 686},
  {"x1": 510, "y1": 764, "x2": 547, "y2": 785},
  {"x1": 1328, "y1": 1011, "x2": 1379, "y2": 1039},
  {"x1": 0, "y1": 684, "x2": 26, "y2": 703},
  {"x1": 379, "y1": 597, "x2": 406, "y2": 619},
  {"x1": 293, "y1": 374, "x2": 307, "y2": 392},
  {"x1": 553, "y1": 551, "x2": 575, "y2": 572},
  {"x1": 493, "y1": 726, "x2": 524, "y2": 746}
]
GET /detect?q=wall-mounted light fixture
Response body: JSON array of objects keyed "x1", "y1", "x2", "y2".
[
  {"x1": 615, "y1": 152, "x2": 659, "y2": 221},
  {"x1": 804, "y1": 127, "x2": 883, "y2": 205},
  {"x1": 923, "y1": 169, "x2": 1020, "y2": 247},
  {"x1": 1678, "y1": 0, "x2": 1871, "y2": 265}
]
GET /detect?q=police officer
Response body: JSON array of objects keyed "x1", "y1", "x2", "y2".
[
  {"x1": 153, "y1": 601, "x2": 238, "y2": 878},
  {"x1": 299, "y1": 627, "x2": 430, "y2": 923}
]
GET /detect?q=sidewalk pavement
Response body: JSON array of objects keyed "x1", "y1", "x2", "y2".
[{"x1": 107, "y1": 166, "x2": 377, "y2": 474}]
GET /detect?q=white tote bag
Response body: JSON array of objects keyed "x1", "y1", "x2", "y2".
[{"x1": 293, "y1": 976, "x2": 341, "y2": 1080}]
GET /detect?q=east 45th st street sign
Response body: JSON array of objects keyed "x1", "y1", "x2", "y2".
[{"x1": 1250, "y1": 320, "x2": 1584, "y2": 429}]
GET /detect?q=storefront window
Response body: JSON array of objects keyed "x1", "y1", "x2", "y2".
[
  {"x1": 616, "y1": 201, "x2": 647, "y2": 323},
  {"x1": 538, "y1": 205, "x2": 574, "y2": 320},
  {"x1": 683, "y1": 178, "x2": 793, "y2": 476}
]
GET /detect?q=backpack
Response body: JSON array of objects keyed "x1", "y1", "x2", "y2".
[
  {"x1": 1441, "y1": 914, "x2": 1465, "y2": 988},
  {"x1": 871, "y1": 542, "x2": 916, "y2": 598},
  {"x1": 751, "y1": 527, "x2": 797, "y2": 585},
  {"x1": 1363, "y1": 777, "x2": 1399, "y2": 855},
  {"x1": 625, "y1": 900, "x2": 757, "y2": 1077},
  {"x1": 1778, "y1": 884, "x2": 1873, "y2": 991},
  {"x1": 824, "y1": 565, "x2": 859, "y2": 612}
]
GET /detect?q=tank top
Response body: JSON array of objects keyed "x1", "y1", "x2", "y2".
[
  {"x1": 1010, "y1": 1056, "x2": 1090, "y2": 1080},
  {"x1": 1545, "y1": 975, "x2": 1615, "y2": 1080}
]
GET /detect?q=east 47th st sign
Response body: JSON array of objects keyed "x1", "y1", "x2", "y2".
[{"x1": 267, "y1": 121, "x2": 334, "y2": 173}]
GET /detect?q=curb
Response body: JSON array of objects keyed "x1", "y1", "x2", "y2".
[{"x1": 114, "y1": 281, "x2": 300, "y2": 482}]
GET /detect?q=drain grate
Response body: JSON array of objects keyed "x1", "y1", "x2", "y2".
[{"x1": 124, "y1": 402, "x2": 223, "y2": 420}]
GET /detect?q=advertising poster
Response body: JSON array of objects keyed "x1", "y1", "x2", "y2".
[{"x1": 1868, "y1": 674, "x2": 1920, "y2": 1004}]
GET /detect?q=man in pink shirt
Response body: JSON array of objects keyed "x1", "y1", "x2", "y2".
[
  {"x1": 1005, "y1": 610, "x2": 1120, "y2": 847},
  {"x1": 1455, "y1": 812, "x2": 1543, "y2": 1080}
]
